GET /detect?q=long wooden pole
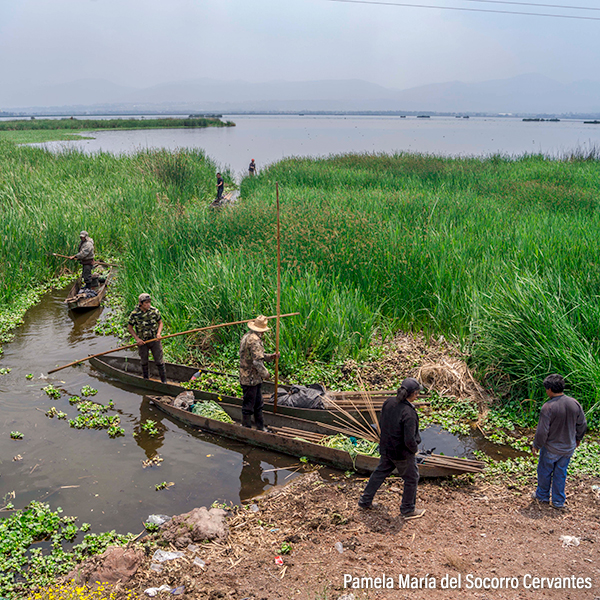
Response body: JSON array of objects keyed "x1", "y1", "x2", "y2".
[
  {"x1": 273, "y1": 182, "x2": 282, "y2": 414},
  {"x1": 52, "y1": 253, "x2": 119, "y2": 268},
  {"x1": 48, "y1": 312, "x2": 299, "y2": 374}
]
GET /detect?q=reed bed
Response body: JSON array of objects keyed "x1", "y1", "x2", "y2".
[{"x1": 2, "y1": 141, "x2": 600, "y2": 426}]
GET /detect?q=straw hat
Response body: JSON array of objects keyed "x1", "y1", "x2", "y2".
[{"x1": 248, "y1": 315, "x2": 270, "y2": 333}]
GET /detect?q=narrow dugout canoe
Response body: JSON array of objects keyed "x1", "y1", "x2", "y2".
[
  {"x1": 64, "y1": 271, "x2": 111, "y2": 311},
  {"x1": 91, "y1": 355, "x2": 428, "y2": 425},
  {"x1": 146, "y1": 394, "x2": 486, "y2": 478}
]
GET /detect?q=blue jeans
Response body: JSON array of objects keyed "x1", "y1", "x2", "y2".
[{"x1": 536, "y1": 447, "x2": 572, "y2": 507}]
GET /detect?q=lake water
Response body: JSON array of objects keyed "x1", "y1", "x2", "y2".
[{"x1": 36, "y1": 115, "x2": 600, "y2": 180}]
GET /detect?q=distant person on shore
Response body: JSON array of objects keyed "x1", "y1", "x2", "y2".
[
  {"x1": 69, "y1": 231, "x2": 94, "y2": 289},
  {"x1": 358, "y1": 378, "x2": 425, "y2": 520},
  {"x1": 216, "y1": 172, "x2": 224, "y2": 201},
  {"x1": 248, "y1": 159, "x2": 257, "y2": 176},
  {"x1": 532, "y1": 374, "x2": 587, "y2": 509},
  {"x1": 127, "y1": 293, "x2": 167, "y2": 384},
  {"x1": 239, "y1": 315, "x2": 278, "y2": 431}
]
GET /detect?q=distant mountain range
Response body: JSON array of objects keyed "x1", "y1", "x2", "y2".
[{"x1": 2, "y1": 74, "x2": 599, "y2": 116}]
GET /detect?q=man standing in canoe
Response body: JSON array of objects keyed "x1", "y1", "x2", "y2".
[
  {"x1": 127, "y1": 293, "x2": 167, "y2": 384},
  {"x1": 69, "y1": 231, "x2": 94, "y2": 289},
  {"x1": 239, "y1": 315, "x2": 278, "y2": 430},
  {"x1": 358, "y1": 377, "x2": 426, "y2": 520}
]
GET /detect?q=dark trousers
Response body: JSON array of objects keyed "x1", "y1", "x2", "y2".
[
  {"x1": 217, "y1": 186, "x2": 223, "y2": 200},
  {"x1": 82, "y1": 263, "x2": 93, "y2": 287},
  {"x1": 360, "y1": 454, "x2": 419, "y2": 514},
  {"x1": 138, "y1": 340, "x2": 164, "y2": 367},
  {"x1": 241, "y1": 383, "x2": 264, "y2": 429}
]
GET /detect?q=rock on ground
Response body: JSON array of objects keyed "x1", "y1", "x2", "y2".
[
  {"x1": 67, "y1": 545, "x2": 145, "y2": 586},
  {"x1": 160, "y1": 506, "x2": 229, "y2": 548}
]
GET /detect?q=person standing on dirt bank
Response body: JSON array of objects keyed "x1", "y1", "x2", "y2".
[
  {"x1": 239, "y1": 315, "x2": 278, "y2": 430},
  {"x1": 216, "y1": 172, "x2": 224, "y2": 200},
  {"x1": 358, "y1": 377, "x2": 425, "y2": 520},
  {"x1": 69, "y1": 231, "x2": 94, "y2": 288},
  {"x1": 532, "y1": 374, "x2": 587, "y2": 509},
  {"x1": 248, "y1": 159, "x2": 257, "y2": 176},
  {"x1": 127, "y1": 293, "x2": 167, "y2": 384}
]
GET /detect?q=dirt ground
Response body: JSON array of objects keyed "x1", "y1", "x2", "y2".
[{"x1": 115, "y1": 470, "x2": 600, "y2": 600}]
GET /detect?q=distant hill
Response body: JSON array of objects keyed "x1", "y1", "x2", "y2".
[{"x1": 2, "y1": 74, "x2": 599, "y2": 115}]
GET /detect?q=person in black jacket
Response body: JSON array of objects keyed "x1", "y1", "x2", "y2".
[{"x1": 358, "y1": 377, "x2": 425, "y2": 519}]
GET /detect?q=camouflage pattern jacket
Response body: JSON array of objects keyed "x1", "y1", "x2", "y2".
[
  {"x1": 128, "y1": 306, "x2": 162, "y2": 341},
  {"x1": 75, "y1": 236, "x2": 95, "y2": 265},
  {"x1": 239, "y1": 332, "x2": 274, "y2": 386}
]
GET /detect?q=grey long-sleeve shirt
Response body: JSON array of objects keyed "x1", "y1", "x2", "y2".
[{"x1": 533, "y1": 394, "x2": 587, "y2": 456}]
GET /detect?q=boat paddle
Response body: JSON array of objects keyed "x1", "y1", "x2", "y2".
[{"x1": 47, "y1": 312, "x2": 300, "y2": 374}]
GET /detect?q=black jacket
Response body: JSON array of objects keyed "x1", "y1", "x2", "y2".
[{"x1": 378, "y1": 396, "x2": 421, "y2": 460}]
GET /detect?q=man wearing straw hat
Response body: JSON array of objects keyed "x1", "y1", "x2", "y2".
[
  {"x1": 127, "y1": 293, "x2": 167, "y2": 384},
  {"x1": 239, "y1": 315, "x2": 277, "y2": 430},
  {"x1": 358, "y1": 377, "x2": 426, "y2": 520}
]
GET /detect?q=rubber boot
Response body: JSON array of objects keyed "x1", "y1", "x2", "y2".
[
  {"x1": 255, "y1": 411, "x2": 266, "y2": 432},
  {"x1": 142, "y1": 364, "x2": 149, "y2": 380},
  {"x1": 157, "y1": 363, "x2": 167, "y2": 384},
  {"x1": 242, "y1": 414, "x2": 252, "y2": 428}
]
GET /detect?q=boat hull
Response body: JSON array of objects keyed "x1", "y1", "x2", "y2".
[
  {"x1": 65, "y1": 272, "x2": 110, "y2": 310},
  {"x1": 147, "y1": 395, "x2": 485, "y2": 478}
]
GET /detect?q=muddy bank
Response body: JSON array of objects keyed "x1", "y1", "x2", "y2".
[{"x1": 80, "y1": 470, "x2": 599, "y2": 599}]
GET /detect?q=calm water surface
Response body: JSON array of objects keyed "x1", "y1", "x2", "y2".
[{"x1": 37, "y1": 115, "x2": 600, "y2": 179}]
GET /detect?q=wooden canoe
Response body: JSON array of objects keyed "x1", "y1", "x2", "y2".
[
  {"x1": 64, "y1": 271, "x2": 111, "y2": 311},
  {"x1": 147, "y1": 394, "x2": 486, "y2": 477},
  {"x1": 90, "y1": 355, "x2": 426, "y2": 425}
]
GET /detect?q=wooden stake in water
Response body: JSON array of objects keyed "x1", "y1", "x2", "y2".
[{"x1": 273, "y1": 182, "x2": 282, "y2": 414}]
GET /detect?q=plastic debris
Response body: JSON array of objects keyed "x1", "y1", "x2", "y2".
[
  {"x1": 559, "y1": 535, "x2": 581, "y2": 547},
  {"x1": 152, "y1": 549, "x2": 185, "y2": 562},
  {"x1": 592, "y1": 485, "x2": 600, "y2": 498},
  {"x1": 171, "y1": 587, "x2": 185, "y2": 595},
  {"x1": 250, "y1": 503, "x2": 259, "y2": 512},
  {"x1": 187, "y1": 544, "x2": 199, "y2": 552},
  {"x1": 150, "y1": 563, "x2": 163, "y2": 572},
  {"x1": 145, "y1": 585, "x2": 171, "y2": 597},
  {"x1": 193, "y1": 557, "x2": 206, "y2": 568},
  {"x1": 269, "y1": 528, "x2": 280, "y2": 533},
  {"x1": 338, "y1": 595, "x2": 356, "y2": 600},
  {"x1": 334, "y1": 541, "x2": 344, "y2": 554},
  {"x1": 274, "y1": 556, "x2": 284, "y2": 566},
  {"x1": 147, "y1": 514, "x2": 171, "y2": 526}
]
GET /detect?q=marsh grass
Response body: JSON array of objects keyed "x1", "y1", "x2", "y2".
[{"x1": 2, "y1": 142, "x2": 600, "y2": 425}]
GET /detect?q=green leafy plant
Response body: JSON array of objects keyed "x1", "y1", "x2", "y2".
[
  {"x1": 80, "y1": 385, "x2": 98, "y2": 397},
  {"x1": 0, "y1": 367, "x2": 11, "y2": 375},
  {"x1": 141, "y1": 419, "x2": 159, "y2": 436},
  {"x1": 10, "y1": 431, "x2": 24, "y2": 440},
  {"x1": 280, "y1": 541, "x2": 292, "y2": 555},
  {"x1": 42, "y1": 385, "x2": 61, "y2": 399},
  {"x1": 25, "y1": 373, "x2": 33, "y2": 380}
]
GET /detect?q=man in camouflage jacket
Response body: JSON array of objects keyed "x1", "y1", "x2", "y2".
[
  {"x1": 127, "y1": 293, "x2": 167, "y2": 383},
  {"x1": 69, "y1": 231, "x2": 94, "y2": 288},
  {"x1": 239, "y1": 315, "x2": 277, "y2": 430}
]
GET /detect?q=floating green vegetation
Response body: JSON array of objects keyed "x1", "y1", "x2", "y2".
[
  {"x1": 42, "y1": 385, "x2": 61, "y2": 400},
  {"x1": 181, "y1": 372, "x2": 242, "y2": 397},
  {"x1": 10, "y1": 431, "x2": 24, "y2": 440},
  {"x1": 0, "y1": 501, "x2": 134, "y2": 597},
  {"x1": 64, "y1": 396, "x2": 123, "y2": 437},
  {"x1": 155, "y1": 481, "x2": 174, "y2": 491},
  {"x1": 44, "y1": 407, "x2": 67, "y2": 420},
  {"x1": 0, "y1": 367, "x2": 11, "y2": 375},
  {"x1": 140, "y1": 419, "x2": 159, "y2": 436},
  {"x1": 80, "y1": 385, "x2": 98, "y2": 397},
  {"x1": 25, "y1": 373, "x2": 33, "y2": 380},
  {"x1": 190, "y1": 400, "x2": 234, "y2": 423}
]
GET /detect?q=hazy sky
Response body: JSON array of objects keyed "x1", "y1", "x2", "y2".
[{"x1": 1, "y1": 0, "x2": 598, "y2": 91}]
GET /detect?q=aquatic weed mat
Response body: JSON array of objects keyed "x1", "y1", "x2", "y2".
[{"x1": 113, "y1": 472, "x2": 599, "y2": 599}]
